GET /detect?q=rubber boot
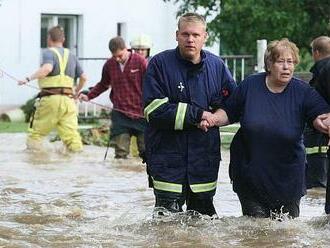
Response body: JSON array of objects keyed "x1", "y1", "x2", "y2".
[
  {"x1": 186, "y1": 194, "x2": 217, "y2": 217},
  {"x1": 114, "y1": 133, "x2": 130, "y2": 159},
  {"x1": 154, "y1": 197, "x2": 183, "y2": 216}
]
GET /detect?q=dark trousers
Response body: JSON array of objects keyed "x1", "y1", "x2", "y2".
[
  {"x1": 113, "y1": 132, "x2": 145, "y2": 159},
  {"x1": 306, "y1": 154, "x2": 328, "y2": 189},
  {"x1": 110, "y1": 110, "x2": 146, "y2": 159},
  {"x1": 154, "y1": 184, "x2": 217, "y2": 217},
  {"x1": 237, "y1": 192, "x2": 300, "y2": 219},
  {"x1": 326, "y1": 150, "x2": 330, "y2": 214}
]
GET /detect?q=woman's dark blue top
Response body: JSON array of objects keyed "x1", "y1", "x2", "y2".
[{"x1": 225, "y1": 72, "x2": 330, "y2": 203}]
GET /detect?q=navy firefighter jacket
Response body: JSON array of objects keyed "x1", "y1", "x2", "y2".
[{"x1": 143, "y1": 47, "x2": 236, "y2": 193}]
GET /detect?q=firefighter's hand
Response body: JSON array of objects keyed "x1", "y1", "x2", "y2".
[
  {"x1": 78, "y1": 93, "x2": 89, "y2": 102},
  {"x1": 198, "y1": 119, "x2": 210, "y2": 132},
  {"x1": 201, "y1": 111, "x2": 218, "y2": 127}
]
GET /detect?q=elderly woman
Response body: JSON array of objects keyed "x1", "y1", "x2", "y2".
[{"x1": 203, "y1": 38, "x2": 330, "y2": 218}]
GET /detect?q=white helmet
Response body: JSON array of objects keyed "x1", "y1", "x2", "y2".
[{"x1": 130, "y1": 34, "x2": 152, "y2": 49}]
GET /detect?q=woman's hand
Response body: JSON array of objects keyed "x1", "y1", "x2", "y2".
[{"x1": 313, "y1": 113, "x2": 330, "y2": 135}]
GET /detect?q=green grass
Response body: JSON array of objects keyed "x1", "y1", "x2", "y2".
[{"x1": 0, "y1": 121, "x2": 28, "y2": 133}]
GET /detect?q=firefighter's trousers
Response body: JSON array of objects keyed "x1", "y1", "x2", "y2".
[{"x1": 27, "y1": 95, "x2": 83, "y2": 152}]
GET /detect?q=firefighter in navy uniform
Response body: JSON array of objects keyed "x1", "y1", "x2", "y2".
[
  {"x1": 307, "y1": 36, "x2": 330, "y2": 213},
  {"x1": 304, "y1": 126, "x2": 328, "y2": 188},
  {"x1": 143, "y1": 13, "x2": 236, "y2": 217}
]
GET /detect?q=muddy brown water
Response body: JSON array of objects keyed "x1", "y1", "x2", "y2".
[{"x1": 1, "y1": 133, "x2": 330, "y2": 247}]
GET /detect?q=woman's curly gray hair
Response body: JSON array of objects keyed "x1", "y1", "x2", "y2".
[{"x1": 264, "y1": 38, "x2": 300, "y2": 73}]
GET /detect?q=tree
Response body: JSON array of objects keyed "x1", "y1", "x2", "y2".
[{"x1": 165, "y1": 0, "x2": 330, "y2": 55}]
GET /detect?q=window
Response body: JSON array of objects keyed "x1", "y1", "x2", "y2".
[{"x1": 41, "y1": 14, "x2": 79, "y2": 56}]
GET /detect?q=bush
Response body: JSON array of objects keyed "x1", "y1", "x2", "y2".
[
  {"x1": 295, "y1": 48, "x2": 314, "y2": 72},
  {"x1": 20, "y1": 97, "x2": 36, "y2": 122}
]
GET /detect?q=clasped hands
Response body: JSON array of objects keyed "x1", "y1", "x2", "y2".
[{"x1": 198, "y1": 110, "x2": 226, "y2": 132}]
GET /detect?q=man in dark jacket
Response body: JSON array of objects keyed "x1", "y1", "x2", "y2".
[
  {"x1": 308, "y1": 36, "x2": 330, "y2": 213},
  {"x1": 143, "y1": 13, "x2": 236, "y2": 217},
  {"x1": 303, "y1": 36, "x2": 330, "y2": 189}
]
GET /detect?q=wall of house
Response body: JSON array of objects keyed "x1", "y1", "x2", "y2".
[{"x1": 0, "y1": 0, "x2": 219, "y2": 106}]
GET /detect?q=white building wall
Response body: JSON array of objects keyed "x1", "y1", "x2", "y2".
[{"x1": 0, "y1": 0, "x2": 218, "y2": 106}]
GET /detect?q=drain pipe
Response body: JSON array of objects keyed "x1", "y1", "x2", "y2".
[{"x1": 0, "y1": 108, "x2": 25, "y2": 122}]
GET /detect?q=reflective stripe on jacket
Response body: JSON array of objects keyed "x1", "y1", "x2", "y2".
[{"x1": 305, "y1": 146, "x2": 328, "y2": 154}]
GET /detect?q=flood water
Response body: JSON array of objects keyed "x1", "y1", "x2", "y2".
[{"x1": 1, "y1": 133, "x2": 330, "y2": 247}]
